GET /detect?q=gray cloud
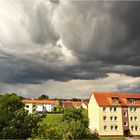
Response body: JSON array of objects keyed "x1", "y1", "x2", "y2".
[{"x1": 0, "y1": 0, "x2": 139, "y2": 86}]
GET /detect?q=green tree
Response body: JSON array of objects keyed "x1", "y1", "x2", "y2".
[
  {"x1": 61, "y1": 108, "x2": 89, "y2": 139},
  {"x1": 0, "y1": 93, "x2": 24, "y2": 133},
  {"x1": 56, "y1": 105, "x2": 64, "y2": 113},
  {"x1": 38, "y1": 94, "x2": 49, "y2": 100},
  {"x1": 0, "y1": 93, "x2": 42, "y2": 139},
  {"x1": 1, "y1": 109, "x2": 41, "y2": 139},
  {"x1": 60, "y1": 119, "x2": 88, "y2": 139},
  {"x1": 62, "y1": 108, "x2": 88, "y2": 125},
  {"x1": 34, "y1": 123, "x2": 61, "y2": 139}
]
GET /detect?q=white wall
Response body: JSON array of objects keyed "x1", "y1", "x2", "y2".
[
  {"x1": 25, "y1": 103, "x2": 33, "y2": 113},
  {"x1": 24, "y1": 103, "x2": 56, "y2": 113},
  {"x1": 88, "y1": 94, "x2": 100, "y2": 132},
  {"x1": 82, "y1": 103, "x2": 88, "y2": 109},
  {"x1": 36, "y1": 104, "x2": 43, "y2": 112}
]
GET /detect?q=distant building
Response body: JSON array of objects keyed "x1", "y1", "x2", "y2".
[
  {"x1": 62, "y1": 101, "x2": 88, "y2": 109},
  {"x1": 88, "y1": 91, "x2": 140, "y2": 137},
  {"x1": 63, "y1": 101, "x2": 82, "y2": 108},
  {"x1": 81, "y1": 102, "x2": 88, "y2": 109},
  {"x1": 22, "y1": 99, "x2": 59, "y2": 113}
]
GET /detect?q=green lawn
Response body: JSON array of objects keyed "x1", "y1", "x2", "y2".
[{"x1": 42, "y1": 113, "x2": 63, "y2": 125}]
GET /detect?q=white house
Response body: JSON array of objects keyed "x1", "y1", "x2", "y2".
[
  {"x1": 22, "y1": 99, "x2": 59, "y2": 113},
  {"x1": 81, "y1": 102, "x2": 88, "y2": 109}
]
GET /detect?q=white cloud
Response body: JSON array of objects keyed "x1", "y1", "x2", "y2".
[{"x1": 1, "y1": 73, "x2": 140, "y2": 98}]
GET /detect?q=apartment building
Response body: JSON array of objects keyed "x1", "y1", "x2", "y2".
[
  {"x1": 88, "y1": 91, "x2": 140, "y2": 137},
  {"x1": 22, "y1": 99, "x2": 59, "y2": 113}
]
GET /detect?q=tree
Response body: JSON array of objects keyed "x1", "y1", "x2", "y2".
[
  {"x1": 0, "y1": 93, "x2": 24, "y2": 133},
  {"x1": 0, "y1": 93, "x2": 42, "y2": 139},
  {"x1": 62, "y1": 108, "x2": 88, "y2": 125},
  {"x1": 34, "y1": 123, "x2": 61, "y2": 139},
  {"x1": 1, "y1": 109, "x2": 42, "y2": 139},
  {"x1": 60, "y1": 108, "x2": 89, "y2": 139},
  {"x1": 71, "y1": 98, "x2": 81, "y2": 101},
  {"x1": 56, "y1": 105, "x2": 64, "y2": 113},
  {"x1": 38, "y1": 94, "x2": 49, "y2": 100},
  {"x1": 60, "y1": 119, "x2": 88, "y2": 139}
]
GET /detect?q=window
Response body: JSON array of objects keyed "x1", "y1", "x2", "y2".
[
  {"x1": 130, "y1": 99, "x2": 135, "y2": 104},
  {"x1": 110, "y1": 107, "x2": 113, "y2": 112},
  {"x1": 26, "y1": 105, "x2": 29, "y2": 108},
  {"x1": 131, "y1": 126, "x2": 134, "y2": 131},
  {"x1": 114, "y1": 116, "x2": 118, "y2": 121},
  {"x1": 135, "y1": 126, "x2": 138, "y2": 131},
  {"x1": 110, "y1": 116, "x2": 117, "y2": 122},
  {"x1": 130, "y1": 108, "x2": 137, "y2": 112},
  {"x1": 104, "y1": 126, "x2": 107, "y2": 131},
  {"x1": 110, "y1": 126, "x2": 118, "y2": 131},
  {"x1": 123, "y1": 122, "x2": 128, "y2": 126},
  {"x1": 134, "y1": 117, "x2": 138, "y2": 121},
  {"x1": 103, "y1": 107, "x2": 106, "y2": 112},
  {"x1": 115, "y1": 126, "x2": 118, "y2": 130},
  {"x1": 103, "y1": 116, "x2": 107, "y2": 121},
  {"x1": 130, "y1": 117, "x2": 133, "y2": 121},
  {"x1": 123, "y1": 112, "x2": 127, "y2": 117},
  {"x1": 110, "y1": 116, "x2": 113, "y2": 121},
  {"x1": 110, "y1": 107, "x2": 117, "y2": 112},
  {"x1": 112, "y1": 98, "x2": 119, "y2": 104}
]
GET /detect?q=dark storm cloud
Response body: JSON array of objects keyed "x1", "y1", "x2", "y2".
[{"x1": 0, "y1": 0, "x2": 140, "y2": 85}]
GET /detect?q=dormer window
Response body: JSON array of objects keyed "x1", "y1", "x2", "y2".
[
  {"x1": 112, "y1": 98, "x2": 119, "y2": 104},
  {"x1": 129, "y1": 99, "x2": 135, "y2": 104}
]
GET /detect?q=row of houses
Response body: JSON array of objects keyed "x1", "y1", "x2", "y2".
[
  {"x1": 22, "y1": 99, "x2": 88, "y2": 113},
  {"x1": 88, "y1": 91, "x2": 140, "y2": 137}
]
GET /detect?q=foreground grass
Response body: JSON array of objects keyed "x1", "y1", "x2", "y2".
[{"x1": 42, "y1": 113, "x2": 63, "y2": 124}]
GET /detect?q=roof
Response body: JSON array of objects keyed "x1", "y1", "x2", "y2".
[
  {"x1": 92, "y1": 91, "x2": 140, "y2": 106},
  {"x1": 63, "y1": 101, "x2": 82, "y2": 108},
  {"x1": 22, "y1": 99, "x2": 59, "y2": 105},
  {"x1": 63, "y1": 102, "x2": 73, "y2": 108},
  {"x1": 83, "y1": 101, "x2": 89, "y2": 107}
]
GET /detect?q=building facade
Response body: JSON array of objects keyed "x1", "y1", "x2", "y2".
[
  {"x1": 88, "y1": 91, "x2": 140, "y2": 137},
  {"x1": 22, "y1": 99, "x2": 59, "y2": 113}
]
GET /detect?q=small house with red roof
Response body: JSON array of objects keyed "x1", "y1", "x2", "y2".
[
  {"x1": 63, "y1": 101, "x2": 82, "y2": 108},
  {"x1": 81, "y1": 101, "x2": 89, "y2": 109}
]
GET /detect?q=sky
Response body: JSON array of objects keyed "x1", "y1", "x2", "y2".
[{"x1": 0, "y1": 0, "x2": 140, "y2": 98}]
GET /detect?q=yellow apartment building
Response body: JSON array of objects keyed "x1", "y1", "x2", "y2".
[{"x1": 88, "y1": 91, "x2": 140, "y2": 137}]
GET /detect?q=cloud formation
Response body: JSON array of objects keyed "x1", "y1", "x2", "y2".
[{"x1": 0, "y1": 0, "x2": 140, "y2": 97}]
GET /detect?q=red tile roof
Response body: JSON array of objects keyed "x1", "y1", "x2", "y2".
[
  {"x1": 93, "y1": 91, "x2": 140, "y2": 106},
  {"x1": 63, "y1": 102, "x2": 73, "y2": 108},
  {"x1": 22, "y1": 99, "x2": 59, "y2": 105},
  {"x1": 83, "y1": 101, "x2": 89, "y2": 107},
  {"x1": 63, "y1": 101, "x2": 82, "y2": 108}
]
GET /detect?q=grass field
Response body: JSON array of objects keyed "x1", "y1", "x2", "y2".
[{"x1": 42, "y1": 113, "x2": 63, "y2": 124}]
